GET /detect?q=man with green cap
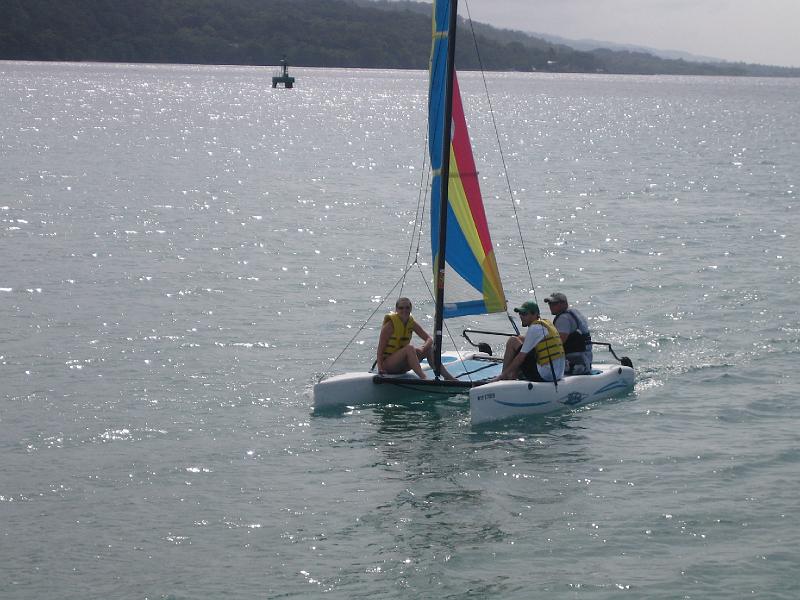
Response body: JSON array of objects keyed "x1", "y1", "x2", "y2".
[{"x1": 496, "y1": 300, "x2": 565, "y2": 382}]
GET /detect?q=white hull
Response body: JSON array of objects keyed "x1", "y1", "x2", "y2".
[
  {"x1": 313, "y1": 351, "x2": 496, "y2": 410},
  {"x1": 469, "y1": 364, "x2": 635, "y2": 425},
  {"x1": 314, "y1": 354, "x2": 635, "y2": 424}
]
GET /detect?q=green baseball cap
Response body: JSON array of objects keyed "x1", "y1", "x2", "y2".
[{"x1": 513, "y1": 301, "x2": 539, "y2": 315}]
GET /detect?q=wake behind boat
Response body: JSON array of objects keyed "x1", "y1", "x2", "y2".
[{"x1": 313, "y1": 0, "x2": 636, "y2": 423}]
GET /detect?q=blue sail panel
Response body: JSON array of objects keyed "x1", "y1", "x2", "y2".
[{"x1": 428, "y1": 0, "x2": 506, "y2": 319}]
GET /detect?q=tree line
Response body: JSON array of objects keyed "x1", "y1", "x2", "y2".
[{"x1": 1, "y1": 0, "x2": 797, "y2": 77}]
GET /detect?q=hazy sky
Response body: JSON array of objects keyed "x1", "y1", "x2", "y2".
[{"x1": 447, "y1": 0, "x2": 800, "y2": 68}]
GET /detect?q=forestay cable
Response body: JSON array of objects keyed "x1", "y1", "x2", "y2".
[
  {"x1": 318, "y1": 263, "x2": 417, "y2": 382},
  {"x1": 464, "y1": 0, "x2": 537, "y2": 300}
]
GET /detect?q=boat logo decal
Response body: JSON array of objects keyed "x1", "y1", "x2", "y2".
[{"x1": 562, "y1": 391, "x2": 588, "y2": 406}]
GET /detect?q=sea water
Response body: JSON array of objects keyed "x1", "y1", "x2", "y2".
[{"x1": 1, "y1": 61, "x2": 798, "y2": 598}]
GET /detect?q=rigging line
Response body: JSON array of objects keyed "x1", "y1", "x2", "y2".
[
  {"x1": 414, "y1": 165, "x2": 432, "y2": 264},
  {"x1": 422, "y1": 2, "x2": 455, "y2": 254},
  {"x1": 415, "y1": 261, "x2": 437, "y2": 312},
  {"x1": 319, "y1": 262, "x2": 417, "y2": 382},
  {"x1": 413, "y1": 144, "x2": 433, "y2": 272},
  {"x1": 406, "y1": 11, "x2": 448, "y2": 293},
  {"x1": 458, "y1": 361, "x2": 501, "y2": 378},
  {"x1": 328, "y1": 11, "x2": 447, "y2": 381},
  {"x1": 399, "y1": 4, "x2": 479, "y2": 384},
  {"x1": 463, "y1": 0, "x2": 537, "y2": 298},
  {"x1": 414, "y1": 262, "x2": 475, "y2": 383},
  {"x1": 401, "y1": 127, "x2": 431, "y2": 297}
]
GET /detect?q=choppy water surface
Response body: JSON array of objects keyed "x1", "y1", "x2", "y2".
[{"x1": 1, "y1": 62, "x2": 798, "y2": 598}]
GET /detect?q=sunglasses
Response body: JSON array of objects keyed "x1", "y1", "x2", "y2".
[{"x1": 396, "y1": 305, "x2": 412, "y2": 310}]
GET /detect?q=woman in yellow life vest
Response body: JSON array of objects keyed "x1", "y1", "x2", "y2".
[
  {"x1": 496, "y1": 300, "x2": 565, "y2": 382},
  {"x1": 376, "y1": 297, "x2": 456, "y2": 380}
]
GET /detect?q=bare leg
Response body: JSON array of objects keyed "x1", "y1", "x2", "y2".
[
  {"x1": 382, "y1": 345, "x2": 427, "y2": 379},
  {"x1": 421, "y1": 347, "x2": 457, "y2": 381},
  {"x1": 501, "y1": 335, "x2": 524, "y2": 375},
  {"x1": 402, "y1": 345, "x2": 427, "y2": 379}
]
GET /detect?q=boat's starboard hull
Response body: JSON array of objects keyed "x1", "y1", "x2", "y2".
[{"x1": 469, "y1": 364, "x2": 635, "y2": 425}]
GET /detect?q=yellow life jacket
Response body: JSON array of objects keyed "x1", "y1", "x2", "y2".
[
  {"x1": 531, "y1": 319, "x2": 565, "y2": 366},
  {"x1": 382, "y1": 313, "x2": 415, "y2": 357}
]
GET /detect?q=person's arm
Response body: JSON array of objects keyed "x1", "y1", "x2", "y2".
[
  {"x1": 554, "y1": 313, "x2": 574, "y2": 343},
  {"x1": 376, "y1": 321, "x2": 393, "y2": 373},
  {"x1": 412, "y1": 321, "x2": 433, "y2": 353}
]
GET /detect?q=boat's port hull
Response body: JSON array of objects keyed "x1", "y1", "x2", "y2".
[{"x1": 313, "y1": 351, "x2": 496, "y2": 409}]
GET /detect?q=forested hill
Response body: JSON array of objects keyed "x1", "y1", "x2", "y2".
[{"x1": 2, "y1": 0, "x2": 798, "y2": 77}]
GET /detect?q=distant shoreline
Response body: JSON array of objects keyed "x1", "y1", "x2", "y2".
[
  {"x1": 2, "y1": 0, "x2": 798, "y2": 78},
  {"x1": 5, "y1": 59, "x2": 800, "y2": 81}
]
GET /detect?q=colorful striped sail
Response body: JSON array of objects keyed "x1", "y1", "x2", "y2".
[{"x1": 429, "y1": 0, "x2": 506, "y2": 319}]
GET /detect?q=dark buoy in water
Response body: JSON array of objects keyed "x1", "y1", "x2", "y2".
[{"x1": 272, "y1": 56, "x2": 295, "y2": 88}]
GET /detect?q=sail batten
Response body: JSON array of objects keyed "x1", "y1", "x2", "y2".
[{"x1": 429, "y1": 0, "x2": 506, "y2": 321}]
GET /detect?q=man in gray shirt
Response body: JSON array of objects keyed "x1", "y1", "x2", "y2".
[{"x1": 544, "y1": 292, "x2": 593, "y2": 375}]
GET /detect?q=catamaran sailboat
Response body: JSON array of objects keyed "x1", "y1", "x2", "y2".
[{"x1": 313, "y1": 0, "x2": 634, "y2": 424}]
